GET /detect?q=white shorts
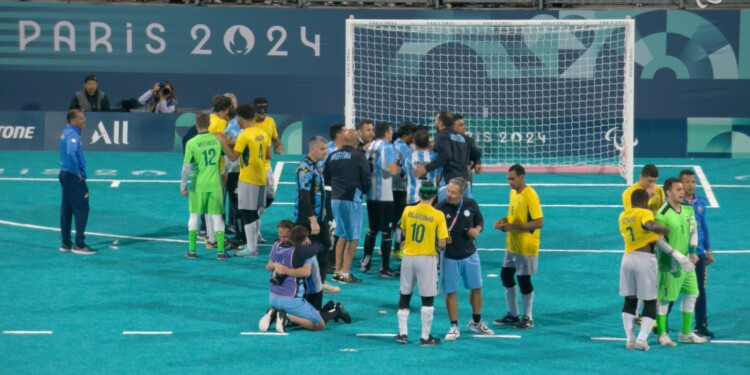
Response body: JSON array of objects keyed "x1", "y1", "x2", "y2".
[
  {"x1": 265, "y1": 168, "x2": 276, "y2": 198},
  {"x1": 619, "y1": 251, "x2": 657, "y2": 300},
  {"x1": 400, "y1": 255, "x2": 438, "y2": 297},
  {"x1": 503, "y1": 252, "x2": 538, "y2": 276},
  {"x1": 238, "y1": 182, "x2": 266, "y2": 211}
]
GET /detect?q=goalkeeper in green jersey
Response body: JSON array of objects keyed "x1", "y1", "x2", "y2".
[
  {"x1": 181, "y1": 113, "x2": 227, "y2": 260},
  {"x1": 654, "y1": 178, "x2": 706, "y2": 346}
]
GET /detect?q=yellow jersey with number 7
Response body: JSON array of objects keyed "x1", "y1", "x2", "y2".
[{"x1": 619, "y1": 207, "x2": 661, "y2": 253}]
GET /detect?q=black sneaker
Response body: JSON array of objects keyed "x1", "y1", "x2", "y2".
[
  {"x1": 258, "y1": 307, "x2": 276, "y2": 331},
  {"x1": 332, "y1": 273, "x2": 341, "y2": 282},
  {"x1": 217, "y1": 252, "x2": 229, "y2": 260},
  {"x1": 198, "y1": 230, "x2": 207, "y2": 239},
  {"x1": 184, "y1": 251, "x2": 197, "y2": 259},
  {"x1": 335, "y1": 303, "x2": 352, "y2": 324},
  {"x1": 360, "y1": 256, "x2": 372, "y2": 273},
  {"x1": 72, "y1": 245, "x2": 96, "y2": 255},
  {"x1": 338, "y1": 274, "x2": 362, "y2": 284},
  {"x1": 419, "y1": 335, "x2": 441, "y2": 347},
  {"x1": 515, "y1": 315, "x2": 534, "y2": 329},
  {"x1": 493, "y1": 313, "x2": 520, "y2": 326},
  {"x1": 275, "y1": 311, "x2": 289, "y2": 333},
  {"x1": 634, "y1": 315, "x2": 642, "y2": 326},
  {"x1": 394, "y1": 334, "x2": 408, "y2": 344},
  {"x1": 322, "y1": 300, "x2": 336, "y2": 311},
  {"x1": 379, "y1": 269, "x2": 396, "y2": 278},
  {"x1": 694, "y1": 323, "x2": 715, "y2": 339},
  {"x1": 59, "y1": 244, "x2": 72, "y2": 252}
]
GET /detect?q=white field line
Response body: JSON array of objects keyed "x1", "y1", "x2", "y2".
[
  {"x1": 2, "y1": 330, "x2": 53, "y2": 335},
  {"x1": 272, "y1": 162, "x2": 284, "y2": 194},
  {"x1": 110, "y1": 180, "x2": 121, "y2": 188},
  {"x1": 2, "y1": 219, "x2": 749, "y2": 254},
  {"x1": 240, "y1": 332, "x2": 288, "y2": 336},
  {"x1": 356, "y1": 333, "x2": 396, "y2": 337},
  {"x1": 693, "y1": 165, "x2": 719, "y2": 208},
  {"x1": 591, "y1": 337, "x2": 626, "y2": 342},
  {"x1": 712, "y1": 340, "x2": 750, "y2": 345}
]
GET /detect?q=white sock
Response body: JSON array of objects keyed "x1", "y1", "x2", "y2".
[
  {"x1": 622, "y1": 312, "x2": 636, "y2": 341},
  {"x1": 244, "y1": 222, "x2": 255, "y2": 250},
  {"x1": 257, "y1": 219, "x2": 263, "y2": 238},
  {"x1": 521, "y1": 292, "x2": 534, "y2": 320},
  {"x1": 421, "y1": 306, "x2": 434, "y2": 340},
  {"x1": 504, "y1": 287, "x2": 518, "y2": 317},
  {"x1": 397, "y1": 309, "x2": 409, "y2": 336},
  {"x1": 638, "y1": 317, "x2": 655, "y2": 342},
  {"x1": 248, "y1": 221, "x2": 258, "y2": 252},
  {"x1": 206, "y1": 214, "x2": 215, "y2": 243}
]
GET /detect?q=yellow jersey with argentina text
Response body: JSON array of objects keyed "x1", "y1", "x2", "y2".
[
  {"x1": 400, "y1": 203, "x2": 449, "y2": 256},
  {"x1": 619, "y1": 208, "x2": 660, "y2": 253},
  {"x1": 234, "y1": 127, "x2": 270, "y2": 186},
  {"x1": 622, "y1": 183, "x2": 665, "y2": 212},
  {"x1": 252, "y1": 116, "x2": 278, "y2": 171},
  {"x1": 506, "y1": 186, "x2": 543, "y2": 256}
]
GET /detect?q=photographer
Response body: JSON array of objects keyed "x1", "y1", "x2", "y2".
[{"x1": 138, "y1": 81, "x2": 177, "y2": 113}]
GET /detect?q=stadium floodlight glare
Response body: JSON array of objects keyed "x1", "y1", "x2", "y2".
[{"x1": 345, "y1": 18, "x2": 635, "y2": 184}]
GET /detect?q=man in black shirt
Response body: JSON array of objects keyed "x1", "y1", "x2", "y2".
[
  {"x1": 324, "y1": 129, "x2": 372, "y2": 284},
  {"x1": 413, "y1": 111, "x2": 472, "y2": 201},
  {"x1": 69, "y1": 75, "x2": 110, "y2": 112},
  {"x1": 435, "y1": 177, "x2": 494, "y2": 340}
]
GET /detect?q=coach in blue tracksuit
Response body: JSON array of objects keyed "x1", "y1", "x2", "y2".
[{"x1": 58, "y1": 109, "x2": 95, "y2": 255}]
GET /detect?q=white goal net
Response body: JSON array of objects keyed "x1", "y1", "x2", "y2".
[{"x1": 345, "y1": 19, "x2": 635, "y2": 184}]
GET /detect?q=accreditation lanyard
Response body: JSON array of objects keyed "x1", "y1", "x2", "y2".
[{"x1": 448, "y1": 199, "x2": 464, "y2": 232}]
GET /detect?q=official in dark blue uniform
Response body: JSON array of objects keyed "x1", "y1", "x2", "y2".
[{"x1": 59, "y1": 109, "x2": 95, "y2": 255}]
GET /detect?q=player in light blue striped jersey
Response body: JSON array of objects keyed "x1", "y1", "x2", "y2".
[
  {"x1": 404, "y1": 128, "x2": 441, "y2": 205},
  {"x1": 392, "y1": 122, "x2": 416, "y2": 259},
  {"x1": 361, "y1": 122, "x2": 402, "y2": 277}
]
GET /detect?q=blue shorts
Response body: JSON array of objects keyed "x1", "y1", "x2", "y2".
[
  {"x1": 332, "y1": 199, "x2": 362, "y2": 241},
  {"x1": 440, "y1": 252, "x2": 483, "y2": 294},
  {"x1": 269, "y1": 295, "x2": 323, "y2": 325},
  {"x1": 438, "y1": 181, "x2": 472, "y2": 202}
]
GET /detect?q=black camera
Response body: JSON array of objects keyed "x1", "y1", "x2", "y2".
[
  {"x1": 158, "y1": 83, "x2": 171, "y2": 97},
  {"x1": 270, "y1": 271, "x2": 287, "y2": 286}
]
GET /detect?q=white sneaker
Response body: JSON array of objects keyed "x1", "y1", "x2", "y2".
[
  {"x1": 635, "y1": 339, "x2": 650, "y2": 351},
  {"x1": 444, "y1": 325, "x2": 460, "y2": 341},
  {"x1": 258, "y1": 307, "x2": 276, "y2": 331},
  {"x1": 322, "y1": 282, "x2": 340, "y2": 294},
  {"x1": 678, "y1": 332, "x2": 708, "y2": 344},
  {"x1": 626, "y1": 338, "x2": 635, "y2": 350},
  {"x1": 467, "y1": 320, "x2": 495, "y2": 335},
  {"x1": 658, "y1": 333, "x2": 677, "y2": 347}
]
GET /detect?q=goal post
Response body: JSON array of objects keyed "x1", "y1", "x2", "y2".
[{"x1": 345, "y1": 18, "x2": 635, "y2": 184}]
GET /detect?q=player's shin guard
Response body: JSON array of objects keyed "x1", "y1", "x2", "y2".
[
  {"x1": 398, "y1": 309, "x2": 409, "y2": 336},
  {"x1": 681, "y1": 295, "x2": 698, "y2": 334},
  {"x1": 188, "y1": 214, "x2": 199, "y2": 252},
  {"x1": 656, "y1": 301, "x2": 670, "y2": 335},
  {"x1": 363, "y1": 231, "x2": 376, "y2": 257},
  {"x1": 421, "y1": 306, "x2": 434, "y2": 340},
  {"x1": 380, "y1": 235, "x2": 392, "y2": 270}
]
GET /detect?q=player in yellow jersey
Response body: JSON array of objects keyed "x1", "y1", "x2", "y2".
[
  {"x1": 395, "y1": 182, "x2": 448, "y2": 347},
  {"x1": 618, "y1": 189, "x2": 671, "y2": 351},
  {"x1": 208, "y1": 95, "x2": 233, "y2": 134},
  {"x1": 493, "y1": 164, "x2": 543, "y2": 329},
  {"x1": 251, "y1": 97, "x2": 284, "y2": 244},
  {"x1": 622, "y1": 164, "x2": 665, "y2": 212},
  {"x1": 219, "y1": 104, "x2": 272, "y2": 257}
]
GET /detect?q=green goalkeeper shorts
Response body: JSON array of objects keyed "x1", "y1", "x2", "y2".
[
  {"x1": 657, "y1": 269, "x2": 698, "y2": 302},
  {"x1": 189, "y1": 189, "x2": 224, "y2": 215}
]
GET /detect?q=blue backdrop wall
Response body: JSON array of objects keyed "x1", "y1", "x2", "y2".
[{"x1": 0, "y1": 3, "x2": 748, "y2": 157}]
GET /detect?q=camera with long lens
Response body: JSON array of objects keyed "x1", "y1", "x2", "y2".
[
  {"x1": 270, "y1": 271, "x2": 287, "y2": 286},
  {"x1": 158, "y1": 82, "x2": 171, "y2": 97}
]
